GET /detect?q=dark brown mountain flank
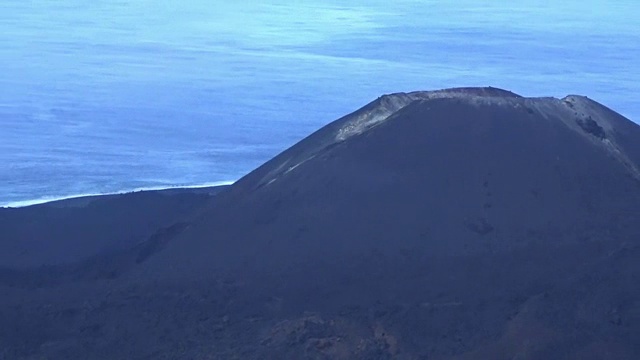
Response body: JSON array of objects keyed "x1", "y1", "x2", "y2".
[{"x1": 1, "y1": 87, "x2": 639, "y2": 359}]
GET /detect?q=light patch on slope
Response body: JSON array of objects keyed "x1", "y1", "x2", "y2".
[{"x1": 335, "y1": 93, "x2": 418, "y2": 141}]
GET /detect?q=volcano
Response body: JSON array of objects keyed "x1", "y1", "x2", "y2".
[{"x1": 2, "y1": 87, "x2": 639, "y2": 359}]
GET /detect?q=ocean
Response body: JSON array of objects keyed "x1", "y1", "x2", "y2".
[{"x1": 1, "y1": 0, "x2": 639, "y2": 207}]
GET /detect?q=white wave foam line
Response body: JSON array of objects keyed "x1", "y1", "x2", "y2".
[{"x1": 0, "y1": 181, "x2": 235, "y2": 209}]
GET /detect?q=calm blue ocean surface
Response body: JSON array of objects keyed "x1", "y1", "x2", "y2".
[{"x1": 1, "y1": 1, "x2": 639, "y2": 206}]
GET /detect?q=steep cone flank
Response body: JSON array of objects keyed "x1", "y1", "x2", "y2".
[
  {"x1": 153, "y1": 89, "x2": 640, "y2": 272},
  {"x1": 2, "y1": 88, "x2": 639, "y2": 359}
]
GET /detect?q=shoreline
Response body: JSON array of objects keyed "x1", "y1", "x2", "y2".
[{"x1": 0, "y1": 181, "x2": 235, "y2": 209}]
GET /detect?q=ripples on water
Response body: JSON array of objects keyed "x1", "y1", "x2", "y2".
[{"x1": 1, "y1": 0, "x2": 639, "y2": 205}]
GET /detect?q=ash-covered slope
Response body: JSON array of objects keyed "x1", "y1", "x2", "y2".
[
  {"x1": 2, "y1": 88, "x2": 640, "y2": 359},
  {"x1": 0, "y1": 186, "x2": 227, "y2": 269},
  {"x1": 154, "y1": 87, "x2": 640, "y2": 274}
]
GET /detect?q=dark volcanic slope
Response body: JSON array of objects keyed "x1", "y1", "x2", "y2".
[
  {"x1": 0, "y1": 186, "x2": 227, "y2": 268},
  {"x1": 2, "y1": 88, "x2": 640, "y2": 359}
]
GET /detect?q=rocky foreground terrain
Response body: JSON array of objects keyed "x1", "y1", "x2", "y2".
[{"x1": 1, "y1": 87, "x2": 639, "y2": 359}]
